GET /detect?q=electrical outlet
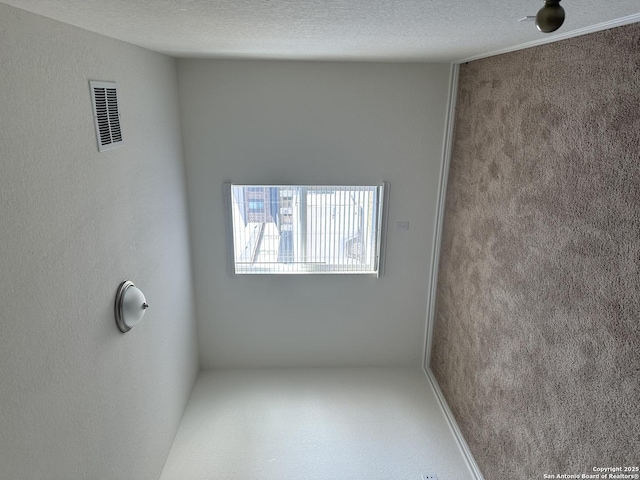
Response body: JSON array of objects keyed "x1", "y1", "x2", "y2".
[
  {"x1": 396, "y1": 221, "x2": 410, "y2": 231},
  {"x1": 421, "y1": 475, "x2": 439, "y2": 480}
]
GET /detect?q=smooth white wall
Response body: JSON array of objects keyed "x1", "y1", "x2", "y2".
[
  {"x1": 0, "y1": 5, "x2": 198, "y2": 479},
  {"x1": 178, "y1": 59, "x2": 450, "y2": 368}
]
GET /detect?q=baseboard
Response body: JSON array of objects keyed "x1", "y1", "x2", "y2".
[
  {"x1": 457, "y1": 13, "x2": 640, "y2": 64},
  {"x1": 416, "y1": 43, "x2": 483, "y2": 480},
  {"x1": 422, "y1": 367, "x2": 485, "y2": 480},
  {"x1": 422, "y1": 62, "x2": 459, "y2": 368},
  {"x1": 420, "y1": 62, "x2": 483, "y2": 479}
]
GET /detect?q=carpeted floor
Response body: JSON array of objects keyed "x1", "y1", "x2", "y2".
[{"x1": 431, "y1": 23, "x2": 640, "y2": 479}]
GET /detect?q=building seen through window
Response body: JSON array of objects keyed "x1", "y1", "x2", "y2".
[{"x1": 230, "y1": 185, "x2": 384, "y2": 274}]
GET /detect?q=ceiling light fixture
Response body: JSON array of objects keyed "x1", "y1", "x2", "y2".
[{"x1": 535, "y1": 0, "x2": 565, "y2": 33}]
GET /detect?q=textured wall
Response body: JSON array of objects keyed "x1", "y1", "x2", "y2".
[
  {"x1": 160, "y1": 368, "x2": 473, "y2": 480},
  {"x1": 0, "y1": 5, "x2": 198, "y2": 479},
  {"x1": 3, "y1": 0, "x2": 640, "y2": 62},
  {"x1": 179, "y1": 59, "x2": 451, "y2": 368},
  {"x1": 431, "y1": 24, "x2": 640, "y2": 478}
]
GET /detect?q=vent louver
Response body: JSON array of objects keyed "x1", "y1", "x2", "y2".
[{"x1": 89, "y1": 81, "x2": 123, "y2": 152}]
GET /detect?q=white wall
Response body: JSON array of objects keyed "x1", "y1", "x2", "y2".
[
  {"x1": 178, "y1": 59, "x2": 451, "y2": 368},
  {"x1": 160, "y1": 368, "x2": 475, "y2": 480},
  {"x1": 0, "y1": 5, "x2": 198, "y2": 479}
]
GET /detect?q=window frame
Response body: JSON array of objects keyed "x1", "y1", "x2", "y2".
[{"x1": 224, "y1": 183, "x2": 388, "y2": 277}]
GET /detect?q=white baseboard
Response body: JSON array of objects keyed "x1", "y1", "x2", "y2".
[
  {"x1": 422, "y1": 367, "x2": 485, "y2": 480},
  {"x1": 457, "y1": 13, "x2": 640, "y2": 64},
  {"x1": 421, "y1": 62, "x2": 484, "y2": 480},
  {"x1": 422, "y1": 62, "x2": 459, "y2": 369}
]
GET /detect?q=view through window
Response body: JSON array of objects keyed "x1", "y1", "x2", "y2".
[{"x1": 229, "y1": 185, "x2": 385, "y2": 274}]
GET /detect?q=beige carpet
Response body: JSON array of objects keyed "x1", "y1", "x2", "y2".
[{"x1": 431, "y1": 23, "x2": 640, "y2": 479}]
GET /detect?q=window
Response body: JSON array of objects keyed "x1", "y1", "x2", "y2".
[
  {"x1": 248, "y1": 200, "x2": 265, "y2": 212},
  {"x1": 227, "y1": 184, "x2": 386, "y2": 275}
]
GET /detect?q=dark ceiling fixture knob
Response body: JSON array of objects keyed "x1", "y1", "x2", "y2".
[{"x1": 536, "y1": 0, "x2": 565, "y2": 33}]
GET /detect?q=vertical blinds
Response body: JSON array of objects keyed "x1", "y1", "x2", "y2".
[{"x1": 229, "y1": 184, "x2": 385, "y2": 275}]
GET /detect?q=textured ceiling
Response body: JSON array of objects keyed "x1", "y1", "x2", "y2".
[{"x1": 2, "y1": 0, "x2": 639, "y2": 61}]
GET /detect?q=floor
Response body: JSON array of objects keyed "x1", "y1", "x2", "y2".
[{"x1": 160, "y1": 367, "x2": 473, "y2": 480}]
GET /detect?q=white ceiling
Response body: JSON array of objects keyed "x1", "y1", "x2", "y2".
[{"x1": 2, "y1": 0, "x2": 639, "y2": 61}]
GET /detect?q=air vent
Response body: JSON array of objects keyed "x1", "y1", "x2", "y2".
[{"x1": 89, "y1": 81, "x2": 123, "y2": 152}]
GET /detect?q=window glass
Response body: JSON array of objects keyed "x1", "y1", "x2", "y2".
[{"x1": 229, "y1": 184, "x2": 385, "y2": 275}]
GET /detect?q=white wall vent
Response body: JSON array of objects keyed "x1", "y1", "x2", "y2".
[{"x1": 89, "y1": 81, "x2": 123, "y2": 152}]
